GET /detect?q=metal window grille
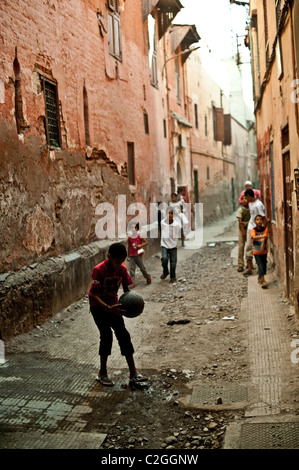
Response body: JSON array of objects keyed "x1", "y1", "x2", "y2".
[{"x1": 41, "y1": 78, "x2": 61, "y2": 148}]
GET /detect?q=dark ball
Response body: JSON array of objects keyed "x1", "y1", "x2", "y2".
[{"x1": 119, "y1": 291, "x2": 145, "y2": 318}]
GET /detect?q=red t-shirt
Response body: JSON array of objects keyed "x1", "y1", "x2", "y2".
[
  {"x1": 88, "y1": 259, "x2": 132, "y2": 307},
  {"x1": 128, "y1": 233, "x2": 142, "y2": 257}
]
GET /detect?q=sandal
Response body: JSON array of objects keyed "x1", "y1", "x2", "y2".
[
  {"x1": 243, "y1": 270, "x2": 252, "y2": 276},
  {"x1": 96, "y1": 376, "x2": 115, "y2": 386},
  {"x1": 129, "y1": 374, "x2": 148, "y2": 383}
]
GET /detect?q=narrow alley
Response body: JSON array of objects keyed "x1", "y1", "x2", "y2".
[
  {"x1": 1, "y1": 0, "x2": 299, "y2": 457},
  {"x1": 1, "y1": 215, "x2": 298, "y2": 451}
]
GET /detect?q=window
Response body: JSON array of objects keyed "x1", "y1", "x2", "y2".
[
  {"x1": 224, "y1": 114, "x2": 232, "y2": 146},
  {"x1": 275, "y1": 0, "x2": 283, "y2": 78},
  {"x1": 40, "y1": 76, "x2": 61, "y2": 148},
  {"x1": 205, "y1": 115, "x2": 208, "y2": 136},
  {"x1": 83, "y1": 86, "x2": 90, "y2": 146},
  {"x1": 127, "y1": 142, "x2": 135, "y2": 185},
  {"x1": 213, "y1": 105, "x2": 224, "y2": 142},
  {"x1": 148, "y1": 14, "x2": 158, "y2": 87},
  {"x1": 108, "y1": 0, "x2": 121, "y2": 60},
  {"x1": 194, "y1": 103, "x2": 198, "y2": 129},
  {"x1": 263, "y1": 0, "x2": 269, "y2": 67},
  {"x1": 144, "y1": 111, "x2": 149, "y2": 134},
  {"x1": 178, "y1": 134, "x2": 182, "y2": 149},
  {"x1": 251, "y1": 12, "x2": 261, "y2": 95},
  {"x1": 163, "y1": 119, "x2": 167, "y2": 138},
  {"x1": 207, "y1": 166, "x2": 210, "y2": 181}
]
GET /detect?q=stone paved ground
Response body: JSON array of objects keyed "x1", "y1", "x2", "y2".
[{"x1": 1, "y1": 214, "x2": 299, "y2": 453}]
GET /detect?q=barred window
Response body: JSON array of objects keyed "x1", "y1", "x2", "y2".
[{"x1": 40, "y1": 76, "x2": 61, "y2": 148}]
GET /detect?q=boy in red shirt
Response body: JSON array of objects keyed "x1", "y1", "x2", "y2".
[
  {"x1": 128, "y1": 223, "x2": 151, "y2": 286},
  {"x1": 89, "y1": 243, "x2": 148, "y2": 386},
  {"x1": 251, "y1": 215, "x2": 269, "y2": 288}
]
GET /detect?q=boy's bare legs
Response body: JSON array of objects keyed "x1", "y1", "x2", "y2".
[
  {"x1": 126, "y1": 355, "x2": 148, "y2": 382},
  {"x1": 98, "y1": 355, "x2": 148, "y2": 384},
  {"x1": 100, "y1": 355, "x2": 108, "y2": 378},
  {"x1": 96, "y1": 355, "x2": 114, "y2": 386},
  {"x1": 126, "y1": 355, "x2": 137, "y2": 379}
]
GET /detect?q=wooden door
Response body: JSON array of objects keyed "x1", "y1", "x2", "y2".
[{"x1": 283, "y1": 150, "x2": 294, "y2": 299}]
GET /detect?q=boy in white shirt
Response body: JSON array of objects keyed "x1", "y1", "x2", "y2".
[{"x1": 160, "y1": 208, "x2": 181, "y2": 283}]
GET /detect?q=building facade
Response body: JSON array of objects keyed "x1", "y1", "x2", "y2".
[
  {"x1": 185, "y1": 49, "x2": 257, "y2": 223},
  {"x1": 248, "y1": 0, "x2": 299, "y2": 317},
  {"x1": 0, "y1": 0, "x2": 183, "y2": 275}
]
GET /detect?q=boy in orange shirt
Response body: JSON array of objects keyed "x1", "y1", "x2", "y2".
[{"x1": 251, "y1": 215, "x2": 269, "y2": 288}]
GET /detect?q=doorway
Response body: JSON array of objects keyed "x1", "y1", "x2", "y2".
[
  {"x1": 282, "y1": 126, "x2": 294, "y2": 299},
  {"x1": 194, "y1": 169, "x2": 199, "y2": 203}
]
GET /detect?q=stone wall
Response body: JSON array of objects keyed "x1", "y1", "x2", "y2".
[{"x1": 0, "y1": 235, "x2": 160, "y2": 341}]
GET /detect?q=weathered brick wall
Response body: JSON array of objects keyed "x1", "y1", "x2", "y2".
[{"x1": 0, "y1": 0, "x2": 170, "y2": 273}]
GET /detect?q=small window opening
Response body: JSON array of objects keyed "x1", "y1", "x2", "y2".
[
  {"x1": 144, "y1": 111, "x2": 149, "y2": 134},
  {"x1": 40, "y1": 76, "x2": 61, "y2": 148},
  {"x1": 83, "y1": 86, "x2": 90, "y2": 146}
]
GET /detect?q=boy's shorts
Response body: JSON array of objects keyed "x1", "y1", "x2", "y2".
[{"x1": 90, "y1": 306, "x2": 134, "y2": 357}]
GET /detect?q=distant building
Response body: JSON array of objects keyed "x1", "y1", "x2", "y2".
[{"x1": 185, "y1": 49, "x2": 257, "y2": 223}]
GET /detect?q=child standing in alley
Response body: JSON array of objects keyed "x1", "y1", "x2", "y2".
[
  {"x1": 160, "y1": 208, "x2": 181, "y2": 283},
  {"x1": 251, "y1": 214, "x2": 269, "y2": 288},
  {"x1": 128, "y1": 223, "x2": 151, "y2": 286},
  {"x1": 236, "y1": 195, "x2": 251, "y2": 272},
  {"x1": 89, "y1": 242, "x2": 148, "y2": 386}
]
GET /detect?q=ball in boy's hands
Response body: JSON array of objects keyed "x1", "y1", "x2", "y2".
[{"x1": 119, "y1": 291, "x2": 145, "y2": 318}]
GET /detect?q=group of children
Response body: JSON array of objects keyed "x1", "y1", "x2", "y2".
[
  {"x1": 128, "y1": 191, "x2": 187, "y2": 286},
  {"x1": 89, "y1": 185, "x2": 269, "y2": 386},
  {"x1": 236, "y1": 187, "x2": 268, "y2": 288}
]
